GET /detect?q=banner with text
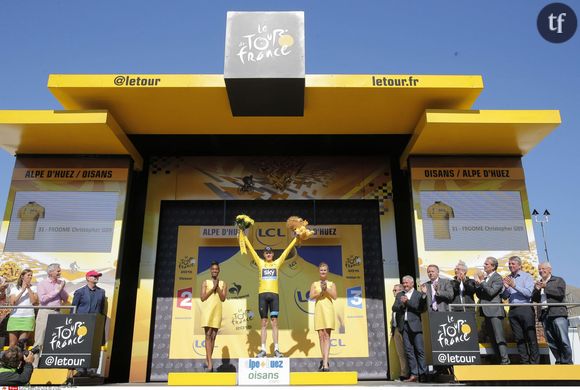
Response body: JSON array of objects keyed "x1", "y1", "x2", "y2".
[{"x1": 410, "y1": 159, "x2": 539, "y2": 283}]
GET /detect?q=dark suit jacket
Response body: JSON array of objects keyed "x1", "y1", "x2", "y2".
[
  {"x1": 451, "y1": 277, "x2": 476, "y2": 311},
  {"x1": 475, "y1": 272, "x2": 505, "y2": 318},
  {"x1": 425, "y1": 278, "x2": 454, "y2": 312},
  {"x1": 72, "y1": 285, "x2": 106, "y2": 314},
  {"x1": 392, "y1": 289, "x2": 427, "y2": 333},
  {"x1": 531, "y1": 275, "x2": 568, "y2": 319}
]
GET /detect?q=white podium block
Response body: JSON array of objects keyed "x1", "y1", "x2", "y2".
[{"x1": 238, "y1": 358, "x2": 290, "y2": 385}]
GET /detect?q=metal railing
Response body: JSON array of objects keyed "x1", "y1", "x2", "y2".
[
  {"x1": 0, "y1": 305, "x2": 77, "y2": 313},
  {"x1": 448, "y1": 302, "x2": 580, "y2": 310}
]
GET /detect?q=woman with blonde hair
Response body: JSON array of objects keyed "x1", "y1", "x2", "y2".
[
  {"x1": 310, "y1": 262, "x2": 337, "y2": 371},
  {"x1": 7, "y1": 269, "x2": 38, "y2": 347}
]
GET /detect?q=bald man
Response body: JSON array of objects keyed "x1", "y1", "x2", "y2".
[{"x1": 532, "y1": 262, "x2": 572, "y2": 364}]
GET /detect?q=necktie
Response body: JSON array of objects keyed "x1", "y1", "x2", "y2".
[{"x1": 432, "y1": 282, "x2": 438, "y2": 311}]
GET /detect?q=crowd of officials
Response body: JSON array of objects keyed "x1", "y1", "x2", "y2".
[
  {"x1": 391, "y1": 256, "x2": 573, "y2": 382},
  {"x1": 0, "y1": 263, "x2": 106, "y2": 386}
]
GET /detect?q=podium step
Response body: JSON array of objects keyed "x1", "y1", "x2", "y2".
[
  {"x1": 30, "y1": 368, "x2": 69, "y2": 385},
  {"x1": 167, "y1": 371, "x2": 357, "y2": 386},
  {"x1": 290, "y1": 371, "x2": 358, "y2": 385},
  {"x1": 168, "y1": 372, "x2": 237, "y2": 386},
  {"x1": 454, "y1": 364, "x2": 580, "y2": 381}
]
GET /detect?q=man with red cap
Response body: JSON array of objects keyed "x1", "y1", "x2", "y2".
[
  {"x1": 71, "y1": 270, "x2": 106, "y2": 378},
  {"x1": 72, "y1": 270, "x2": 106, "y2": 315}
]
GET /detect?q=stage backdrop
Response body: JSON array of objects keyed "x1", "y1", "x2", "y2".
[
  {"x1": 0, "y1": 156, "x2": 130, "y2": 377},
  {"x1": 131, "y1": 156, "x2": 399, "y2": 381},
  {"x1": 148, "y1": 199, "x2": 388, "y2": 381}
]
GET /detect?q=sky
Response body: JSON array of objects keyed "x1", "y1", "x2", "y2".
[{"x1": 0, "y1": 1, "x2": 579, "y2": 283}]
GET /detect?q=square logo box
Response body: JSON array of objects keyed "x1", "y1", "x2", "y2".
[
  {"x1": 225, "y1": 11, "x2": 305, "y2": 79},
  {"x1": 224, "y1": 12, "x2": 305, "y2": 116}
]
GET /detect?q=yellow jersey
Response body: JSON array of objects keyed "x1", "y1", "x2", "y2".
[
  {"x1": 243, "y1": 235, "x2": 297, "y2": 294},
  {"x1": 17, "y1": 201, "x2": 45, "y2": 240},
  {"x1": 427, "y1": 201, "x2": 454, "y2": 240}
]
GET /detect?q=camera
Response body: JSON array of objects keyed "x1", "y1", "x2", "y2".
[
  {"x1": 23, "y1": 346, "x2": 40, "y2": 357},
  {"x1": 17, "y1": 341, "x2": 40, "y2": 357}
]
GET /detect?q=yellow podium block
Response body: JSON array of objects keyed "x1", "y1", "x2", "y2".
[
  {"x1": 30, "y1": 368, "x2": 69, "y2": 385},
  {"x1": 168, "y1": 372, "x2": 237, "y2": 386},
  {"x1": 454, "y1": 365, "x2": 580, "y2": 381},
  {"x1": 290, "y1": 371, "x2": 358, "y2": 385}
]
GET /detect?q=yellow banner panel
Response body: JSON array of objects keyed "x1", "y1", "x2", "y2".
[
  {"x1": 13, "y1": 168, "x2": 128, "y2": 181},
  {"x1": 411, "y1": 167, "x2": 524, "y2": 180}
]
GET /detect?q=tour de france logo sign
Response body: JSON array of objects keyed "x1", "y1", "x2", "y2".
[
  {"x1": 225, "y1": 11, "x2": 304, "y2": 78},
  {"x1": 39, "y1": 314, "x2": 103, "y2": 368},
  {"x1": 235, "y1": 23, "x2": 295, "y2": 65},
  {"x1": 429, "y1": 312, "x2": 481, "y2": 365}
]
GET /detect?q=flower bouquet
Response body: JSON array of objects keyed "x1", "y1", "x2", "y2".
[
  {"x1": 235, "y1": 214, "x2": 255, "y2": 254},
  {"x1": 286, "y1": 216, "x2": 314, "y2": 241}
]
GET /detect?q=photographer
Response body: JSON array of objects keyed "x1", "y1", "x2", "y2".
[{"x1": 0, "y1": 346, "x2": 34, "y2": 386}]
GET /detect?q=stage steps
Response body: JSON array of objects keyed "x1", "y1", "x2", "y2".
[
  {"x1": 168, "y1": 372, "x2": 237, "y2": 386},
  {"x1": 290, "y1": 372, "x2": 358, "y2": 385},
  {"x1": 30, "y1": 368, "x2": 69, "y2": 385},
  {"x1": 167, "y1": 371, "x2": 358, "y2": 386},
  {"x1": 454, "y1": 364, "x2": 580, "y2": 382}
]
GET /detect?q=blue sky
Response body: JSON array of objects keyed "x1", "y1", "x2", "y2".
[{"x1": 0, "y1": 1, "x2": 579, "y2": 283}]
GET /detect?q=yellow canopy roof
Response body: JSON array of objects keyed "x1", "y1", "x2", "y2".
[
  {"x1": 400, "y1": 109, "x2": 561, "y2": 168},
  {"x1": 0, "y1": 74, "x2": 561, "y2": 171},
  {"x1": 48, "y1": 74, "x2": 483, "y2": 135},
  {"x1": 0, "y1": 110, "x2": 143, "y2": 170}
]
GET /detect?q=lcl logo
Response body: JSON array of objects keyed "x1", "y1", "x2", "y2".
[
  {"x1": 293, "y1": 289, "x2": 314, "y2": 315},
  {"x1": 257, "y1": 228, "x2": 286, "y2": 237},
  {"x1": 255, "y1": 227, "x2": 286, "y2": 247}
]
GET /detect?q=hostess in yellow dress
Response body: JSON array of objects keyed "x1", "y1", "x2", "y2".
[
  {"x1": 201, "y1": 280, "x2": 224, "y2": 329},
  {"x1": 313, "y1": 280, "x2": 335, "y2": 331}
]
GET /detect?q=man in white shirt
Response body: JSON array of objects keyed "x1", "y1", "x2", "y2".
[
  {"x1": 532, "y1": 262, "x2": 572, "y2": 364},
  {"x1": 392, "y1": 275, "x2": 427, "y2": 382}
]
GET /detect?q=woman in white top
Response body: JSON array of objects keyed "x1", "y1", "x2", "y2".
[{"x1": 7, "y1": 269, "x2": 38, "y2": 347}]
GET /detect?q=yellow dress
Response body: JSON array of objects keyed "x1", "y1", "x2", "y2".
[
  {"x1": 314, "y1": 280, "x2": 335, "y2": 330},
  {"x1": 200, "y1": 280, "x2": 224, "y2": 329}
]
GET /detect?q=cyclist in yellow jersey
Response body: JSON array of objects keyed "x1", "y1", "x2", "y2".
[
  {"x1": 243, "y1": 234, "x2": 297, "y2": 357},
  {"x1": 199, "y1": 262, "x2": 227, "y2": 372},
  {"x1": 310, "y1": 262, "x2": 337, "y2": 371}
]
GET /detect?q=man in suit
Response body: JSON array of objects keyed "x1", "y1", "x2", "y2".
[
  {"x1": 501, "y1": 256, "x2": 539, "y2": 364},
  {"x1": 71, "y1": 270, "x2": 106, "y2": 378},
  {"x1": 421, "y1": 264, "x2": 454, "y2": 312},
  {"x1": 392, "y1": 275, "x2": 427, "y2": 382},
  {"x1": 72, "y1": 270, "x2": 106, "y2": 315},
  {"x1": 532, "y1": 262, "x2": 573, "y2": 364},
  {"x1": 390, "y1": 284, "x2": 409, "y2": 380},
  {"x1": 475, "y1": 257, "x2": 510, "y2": 365},
  {"x1": 451, "y1": 261, "x2": 476, "y2": 312}
]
